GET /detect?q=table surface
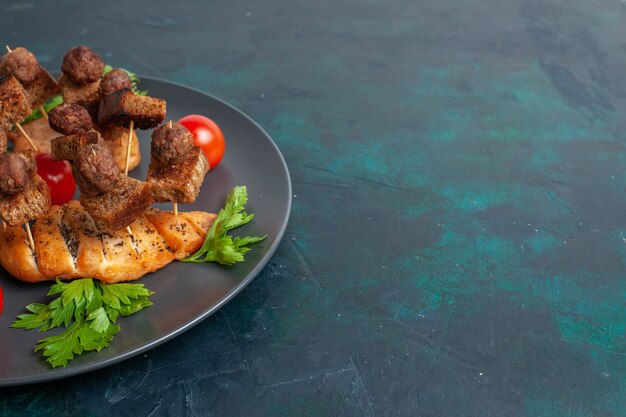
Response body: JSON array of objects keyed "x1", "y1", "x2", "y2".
[{"x1": 1, "y1": 0, "x2": 625, "y2": 416}]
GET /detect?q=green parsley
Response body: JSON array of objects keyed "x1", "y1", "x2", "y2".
[
  {"x1": 11, "y1": 279, "x2": 153, "y2": 367},
  {"x1": 22, "y1": 94, "x2": 63, "y2": 123},
  {"x1": 181, "y1": 186, "x2": 267, "y2": 265}
]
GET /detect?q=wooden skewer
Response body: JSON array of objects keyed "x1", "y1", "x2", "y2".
[
  {"x1": 168, "y1": 120, "x2": 179, "y2": 215},
  {"x1": 16, "y1": 123, "x2": 39, "y2": 152},
  {"x1": 5, "y1": 45, "x2": 11, "y2": 53},
  {"x1": 124, "y1": 120, "x2": 134, "y2": 175},
  {"x1": 126, "y1": 226, "x2": 133, "y2": 236},
  {"x1": 25, "y1": 222, "x2": 35, "y2": 249},
  {"x1": 2, "y1": 221, "x2": 6, "y2": 231}
]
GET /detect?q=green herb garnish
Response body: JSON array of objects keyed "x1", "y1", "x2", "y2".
[
  {"x1": 11, "y1": 279, "x2": 153, "y2": 367},
  {"x1": 102, "y1": 64, "x2": 148, "y2": 96},
  {"x1": 22, "y1": 94, "x2": 63, "y2": 123},
  {"x1": 181, "y1": 186, "x2": 267, "y2": 265}
]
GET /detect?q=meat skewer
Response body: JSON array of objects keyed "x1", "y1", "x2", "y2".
[
  {"x1": 3, "y1": 46, "x2": 59, "y2": 124},
  {"x1": 0, "y1": 71, "x2": 38, "y2": 151},
  {"x1": 146, "y1": 121, "x2": 209, "y2": 215},
  {"x1": 73, "y1": 144, "x2": 152, "y2": 233},
  {"x1": 47, "y1": 103, "x2": 135, "y2": 235},
  {"x1": 97, "y1": 68, "x2": 166, "y2": 174},
  {"x1": 4, "y1": 46, "x2": 47, "y2": 120},
  {"x1": 0, "y1": 150, "x2": 51, "y2": 249}
]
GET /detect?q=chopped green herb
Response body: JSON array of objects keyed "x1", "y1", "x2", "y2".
[
  {"x1": 22, "y1": 95, "x2": 63, "y2": 123},
  {"x1": 181, "y1": 186, "x2": 267, "y2": 265},
  {"x1": 12, "y1": 279, "x2": 153, "y2": 368}
]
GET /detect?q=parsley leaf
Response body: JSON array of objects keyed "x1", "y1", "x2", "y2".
[
  {"x1": 22, "y1": 95, "x2": 63, "y2": 123},
  {"x1": 181, "y1": 186, "x2": 267, "y2": 265},
  {"x1": 11, "y1": 278, "x2": 153, "y2": 368}
]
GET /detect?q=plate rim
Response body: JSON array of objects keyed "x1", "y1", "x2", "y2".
[{"x1": 0, "y1": 75, "x2": 292, "y2": 387}]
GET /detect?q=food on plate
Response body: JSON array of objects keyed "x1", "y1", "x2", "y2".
[
  {"x1": 0, "y1": 130, "x2": 7, "y2": 154},
  {"x1": 179, "y1": 114, "x2": 226, "y2": 168},
  {"x1": 59, "y1": 46, "x2": 104, "y2": 118},
  {"x1": 9, "y1": 117, "x2": 59, "y2": 154},
  {"x1": 97, "y1": 66, "x2": 164, "y2": 173},
  {"x1": 73, "y1": 144, "x2": 152, "y2": 229},
  {"x1": 1, "y1": 44, "x2": 267, "y2": 368},
  {"x1": 51, "y1": 130, "x2": 98, "y2": 161},
  {"x1": 0, "y1": 47, "x2": 60, "y2": 109},
  {"x1": 0, "y1": 200, "x2": 216, "y2": 283},
  {"x1": 147, "y1": 122, "x2": 209, "y2": 203},
  {"x1": 96, "y1": 124, "x2": 141, "y2": 171},
  {"x1": 99, "y1": 68, "x2": 132, "y2": 96},
  {"x1": 48, "y1": 103, "x2": 99, "y2": 161},
  {"x1": 48, "y1": 102, "x2": 93, "y2": 134},
  {"x1": 98, "y1": 87, "x2": 166, "y2": 129},
  {"x1": 35, "y1": 153, "x2": 76, "y2": 206},
  {"x1": 0, "y1": 74, "x2": 32, "y2": 132},
  {"x1": 61, "y1": 46, "x2": 104, "y2": 85},
  {"x1": 0, "y1": 151, "x2": 51, "y2": 226}
]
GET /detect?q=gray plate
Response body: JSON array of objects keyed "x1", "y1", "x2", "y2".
[{"x1": 0, "y1": 77, "x2": 291, "y2": 387}]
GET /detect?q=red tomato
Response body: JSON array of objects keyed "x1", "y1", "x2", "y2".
[
  {"x1": 178, "y1": 115, "x2": 225, "y2": 168},
  {"x1": 35, "y1": 153, "x2": 76, "y2": 206}
]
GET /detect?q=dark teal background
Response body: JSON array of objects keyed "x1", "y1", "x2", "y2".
[{"x1": 1, "y1": 0, "x2": 625, "y2": 415}]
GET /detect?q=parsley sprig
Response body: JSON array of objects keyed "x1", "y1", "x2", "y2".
[
  {"x1": 11, "y1": 279, "x2": 153, "y2": 367},
  {"x1": 22, "y1": 95, "x2": 64, "y2": 123},
  {"x1": 181, "y1": 186, "x2": 267, "y2": 265}
]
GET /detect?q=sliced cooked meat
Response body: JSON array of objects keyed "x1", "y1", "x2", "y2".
[
  {"x1": 151, "y1": 122, "x2": 194, "y2": 165},
  {"x1": 0, "y1": 153, "x2": 29, "y2": 195},
  {"x1": 48, "y1": 103, "x2": 93, "y2": 135},
  {"x1": 100, "y1": 69, "x2": 132, "y2": 96},
  {"x1": 61, "y1": 46, "x2": 104, "y2": 85},
  {"x1": 73, "y1": 144, "x2": 120, "y2": 195},
  {"x1": 1, "y1": 47, "x2": 39, "y2": 85}
]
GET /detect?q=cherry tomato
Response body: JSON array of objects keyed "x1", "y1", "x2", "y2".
[
  {"x1": 35, "y1": 153, "x2": 76, "y2": 206},
  {"x1": 178, "y1": 115, "x2": 225, "y2": 168}
]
